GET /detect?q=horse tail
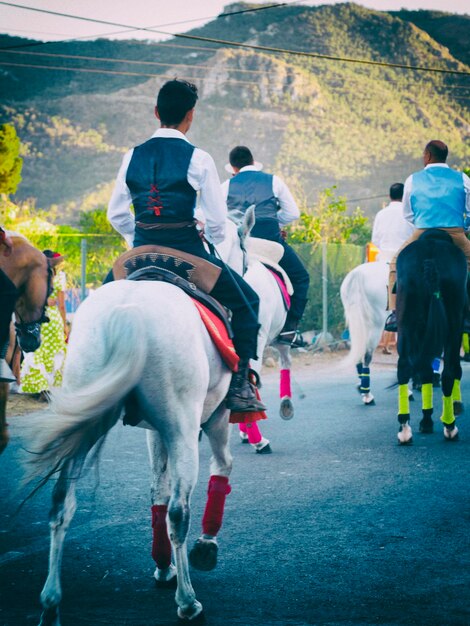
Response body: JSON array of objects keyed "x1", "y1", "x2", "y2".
[
  {"x1": 341, "y1": 267, "x2": 376, "y2": 365},
  {"x1": 414, "y1": 258, "x2": 447, "y2": 370},
  {"x1": 27, "y1": 303, "x2": 147, "y2": 483}
]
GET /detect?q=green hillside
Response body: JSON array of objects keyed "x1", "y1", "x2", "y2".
[
  {"x1": 390, "y1": 9, "x2": 470, "y2": 67},
  {"x1": 0, "y1": 2, "x2": 468, "y2": 216}
]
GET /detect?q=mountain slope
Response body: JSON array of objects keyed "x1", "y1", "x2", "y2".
[{"x1": 0, "y1": 2, "x2": 468, "y2": 215}]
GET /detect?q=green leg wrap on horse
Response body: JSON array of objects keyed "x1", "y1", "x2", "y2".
[
  {"x1": 398, "y1": 384, "x2": 409, "y2": 416},
  {"x1": 440, "y1": 395, "x2": 454, "y2": 425},
  {"x1": 421, "y1": 383, "x2": 433, "y2": 411},
  {"x1": 452, "y1": 379, "x2": 461, "y2": 403}
]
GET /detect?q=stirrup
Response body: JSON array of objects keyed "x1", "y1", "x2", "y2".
[{"x1": 276, "y1": 330, "x2": 307, "y2": 348}]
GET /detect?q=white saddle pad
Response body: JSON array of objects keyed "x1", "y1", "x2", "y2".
[{"x1": 246, "y1": 238, "x2": 294, "y2": 295}]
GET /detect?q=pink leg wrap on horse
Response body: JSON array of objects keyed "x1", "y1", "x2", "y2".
[
  {"x1": 202, "y1": 475, "x2": 232, "y2": 537},
  {"x1": 151, "y1": 504, "x2": 171, "y2": 569},
  {"x1": 280, "y1": 369, "x2": 291, "y2": 398},
  {"x1": 245, "y1": 421, "x2": 262, "y2": 444},
  {"x1": 239, "y1": 423, "x2": 247, "y2": 434}
]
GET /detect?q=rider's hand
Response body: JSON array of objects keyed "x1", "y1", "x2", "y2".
[
  {"x1": 196, "y1": 220, "x2": 207, "y2": 242},
  {"x1": 280, "y1": 229, "x2": 288, "y2": 241}
]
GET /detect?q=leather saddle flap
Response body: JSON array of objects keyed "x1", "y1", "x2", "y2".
[{"x1": 112, "y1": 245, "x2": 221, "y2": 293}]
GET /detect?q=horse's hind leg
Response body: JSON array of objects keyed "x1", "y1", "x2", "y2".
[
  {"x1": 190, "y1": 405, "x2": 233, "y2": 572},
  {"x1": 397, "y1": 353, "x2": 413, "y2": 444},
  {"x1": 39, "y1": 460, "x2": 81, "y2": 626},
  {"x1": 418, "y1": 363, "x2": 434, "y2": 434},
  {"x1": 359, "y1": 351, "x2": 375, "y2": 406},
  {"x1": 441, "y1": 336, "x2": 462, "y2": 440},
  {"x1": 166, "y1": 429, "x2": 202, "y2": 621},
  {"x1": 146, "y1": 430, "x2": 176, "y2": 587},
  {"x1": 278, "y1": 343, "x2": 294, "y2": 420}
]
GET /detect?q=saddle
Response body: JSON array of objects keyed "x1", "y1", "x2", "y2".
[
  {"x1": 112, "y1": 245, "x2": 232, "y2": 336},
  {"x1": 246, "y1": 238, "x2": 294, "y2": 295}
]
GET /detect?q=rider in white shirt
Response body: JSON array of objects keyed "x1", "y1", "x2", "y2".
[{"x1": 371, "y1": 183, "x2": 414, "y2": 263}]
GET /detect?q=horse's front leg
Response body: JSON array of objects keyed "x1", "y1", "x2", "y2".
[
  {"x1": 39, "y1": 460, "x2": 80, "y2": 626},
  {"x1": 167, "y1": 431, "x2": 202, "y2": 622},
  {"x1": 190, "y1": 405, "x2": 233, "y2": 572},
  {"x1": 277, "y1": 343, "x2": 294, "y2": 419},
  {"x1": 146, "y1": 430, "x2": 176, "y2": 587}
]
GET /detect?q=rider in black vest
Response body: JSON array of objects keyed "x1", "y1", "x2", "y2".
[
  {"x1": 222, "y1": 146, "x2": 310, "y2": 347},
  {"x1": 107, "y1": 80, "x2": 265, "y2": 413},
  {"x1": 0, "y1": 227, "x2": 17, "y2": 382}
]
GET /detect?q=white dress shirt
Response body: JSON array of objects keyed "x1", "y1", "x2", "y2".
[
  {"x1": 220, "y1": 165, "x2": 300, "y2": 225},
  {"x1": 107, "y1": 128, "x2": 227, "y2": 247},
  {"x1": 371, "y1": 200, "x2": 415, "y2": 261},
  {"x1": 402, "y1": 163, "x2": 470, "y2": 226}
]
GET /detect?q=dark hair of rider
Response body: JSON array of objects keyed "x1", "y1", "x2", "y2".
[
  {"x1": 425, "y1": 140, "x2": 448, "y2": 163},
  {"x1": 389, "y1": 183, "x2": 404, "y2": 201},
  {"x1": 156, "y1": 80, "x2": 198, "y2": 126},
  {"x1": 229, "y1": 146, "x2": 254, "y2": 170}
]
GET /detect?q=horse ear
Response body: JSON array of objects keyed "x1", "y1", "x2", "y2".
[{"x1": 239, "y1": 205, "x2": 256, "y2": 240}]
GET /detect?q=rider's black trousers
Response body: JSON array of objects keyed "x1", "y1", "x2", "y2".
[{"x1": 251, "y1": 219, "x2": 310, "y2": 323}]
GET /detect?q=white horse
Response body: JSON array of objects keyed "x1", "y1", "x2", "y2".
[
  {"x1": 340, "y1": 260, "x2": 389, "y2": 405},
  {"x1": 27, "y1": 226, "x2": 259, "y2": 623},
  {"x1": 216, "y1": 212, "x2": 294, "y2": 432}
]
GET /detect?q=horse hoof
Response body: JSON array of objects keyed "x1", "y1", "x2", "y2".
[
  {"x1": 178, "y1": 609, "x2": 205, "y2": 624},
  {"x1": 154, "y1": 564, "x2": 177, "y2": 588},
  {"x1": 38, "y1": 607, "x2": 60, "y2": 626},
  {"x1": 419, "y1": 425, "x2": 434, "y2": 434},
  {"x1": 256, "y1": 443, "x2": 272, "y2": 454},
  {"x1": 453, "y1": 401, "x2": 464, "y2": 416},
  {"x1": 189, "y1": 539, "x2": 218, "y2": 571},
  {"x1": 364, "y1": 398, "x2": 376, "y2": 406},
  {"x1": 280, "y1": 397, "x2": 294, "y2": 420},
  {"x1": 398, "y1": 437, "x2": 413, "y2": 446},
  {"x1": 443, "y1": 424, "x2": 459, "y2": 441}
]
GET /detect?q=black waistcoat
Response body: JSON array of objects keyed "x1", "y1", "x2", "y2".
[{"x1": 126, "y1": 137, "x2": 196, "y2": 224}]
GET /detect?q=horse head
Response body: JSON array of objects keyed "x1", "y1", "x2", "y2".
[
  {"x1": 8, "y1": 239, "x2": 53, "y2": 352},
  {"x1": 217, "y1": 205, "x2": 255, "y2": 275}
]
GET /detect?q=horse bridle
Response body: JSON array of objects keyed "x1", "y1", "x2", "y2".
[{"x1": 14, "y1": 263, "x2": 54, "y2": 339}]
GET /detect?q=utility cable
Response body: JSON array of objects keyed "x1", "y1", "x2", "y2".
[{"x1": 0, "y1": 1, "x2": 468, "y2": 76}]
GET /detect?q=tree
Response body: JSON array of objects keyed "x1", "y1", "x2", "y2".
[
  {"x1": 287, "y1": 186, "x2": 371, "y2": 245},
  {"x1": 0, "y1": 124, "x2": 22, "y2": 194}
]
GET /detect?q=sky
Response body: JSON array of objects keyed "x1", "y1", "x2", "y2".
[{"x1": 0, "y1": 0, "x2": 468, "y2": 43}]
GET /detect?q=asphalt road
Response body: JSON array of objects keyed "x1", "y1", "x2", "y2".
[{"x1": 1, "y1": 354, "x2": 469, "y2": 626}]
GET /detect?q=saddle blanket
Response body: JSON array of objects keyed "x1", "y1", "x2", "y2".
[
  {"x1": 267, "y1": 268, "x2": 291, "y2": 311},
  {"x1": 192, "y1": 300, "x2": 267, "y2": 425}
]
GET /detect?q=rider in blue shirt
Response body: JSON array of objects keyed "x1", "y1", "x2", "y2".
[{"x1": 385, "y1": 140, "x2": 470, "y2": 332}]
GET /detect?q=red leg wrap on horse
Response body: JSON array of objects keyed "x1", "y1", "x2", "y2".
[
  {"x1": 280, "y1": 369, "x2": 291, "y2": 398},
  {"x1": 202, "y1": 475, "x2": 232, "y2": 537},
  {"x1": 151, "y1": 504, "x2": 171, "y2": 569}
]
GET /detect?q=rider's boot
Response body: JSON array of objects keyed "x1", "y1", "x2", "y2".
[
  {"x1": 225, "y1": 360, "x2": 266, "y2": 413},
  {"x1": 0, "y1": 341, "x2": 15, "y2": 383},
  {"x1": 276, "y1": 318, "x2": 307, "y2": 348}
]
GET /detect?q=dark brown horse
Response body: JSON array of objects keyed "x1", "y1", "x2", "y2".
[{"x1": 0, "y1": 235, "x2": 52, "y2": 453}]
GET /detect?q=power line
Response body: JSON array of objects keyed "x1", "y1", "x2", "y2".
[
  {"x1": 1, "y1": 48, "x2": 288, "y2": 76},
  {"x1": 0, "y1": 1, "x2": 301, "y2": 50},
  {"x1": 0, "y1": 60, "x2": 272, "y2": 87},
  {"x1": 3, "y1": 48, "x2": 470, "y2": 95},
  {"x1": 0, "y1": 1, "x2": 468, "y2": 76},
  {"x1": 3, "y1": 60, "x2": 470, "y2": 103}
]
